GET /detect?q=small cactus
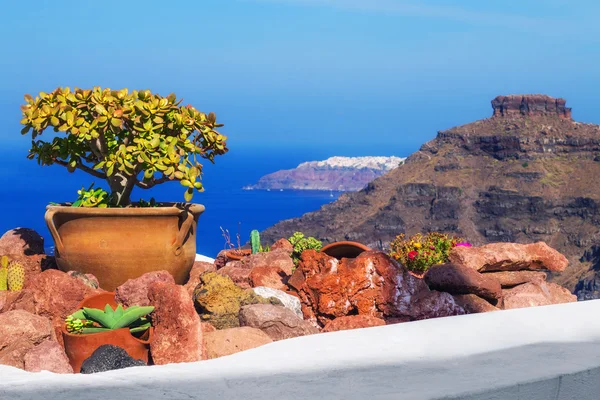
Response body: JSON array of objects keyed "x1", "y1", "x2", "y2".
[
  {"x1": 0, "y1": 256, "x2": 9, "y2": 291},
  {"x1": 250, "y1": 230, "x2": 260, "y2": 254},
  {"x1": 7, "y1": 262, "x2": 25, "y2": 291}
]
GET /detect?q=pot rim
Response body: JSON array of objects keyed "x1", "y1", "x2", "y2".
[
  {"x1": 46, "y1": 202, "x2": 205, "y2": 216},
  {"x1": 60, "y1": 325, "x2": 153, "y2": 345},
  {"x1": 321, "y1": 241, "x2": 371, "y2": 252}
]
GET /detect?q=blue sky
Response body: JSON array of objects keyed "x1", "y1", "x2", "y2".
[{"x1": 1, "y1": 0, "x2": 599, "y2": 156}]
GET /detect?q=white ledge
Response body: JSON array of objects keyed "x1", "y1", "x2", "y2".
[{"x1": 2, "y1": 300, "x2": 600, "y2": 399}]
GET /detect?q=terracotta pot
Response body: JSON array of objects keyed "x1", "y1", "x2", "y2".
[
  {"x1": 62, "y1": 292, "x2": 152, "y2": 373},
  {"x1": 45, "y1": 203, "x2": 204, "y2": 291},
  {"x1": 224, "y1": 249, "x2": 251, "y2": 261},
  {"x1": 321, "y1": 241, "x2": 371, "y2": 259}
]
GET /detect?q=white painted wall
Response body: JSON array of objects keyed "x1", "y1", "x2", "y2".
[{"x1": 2, "y1": 300, "x2": 600, "y2": 400}]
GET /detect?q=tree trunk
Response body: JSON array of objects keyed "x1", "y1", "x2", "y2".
[{"x1": 108, "y1": 173, "x2": 136, "y2": 206}]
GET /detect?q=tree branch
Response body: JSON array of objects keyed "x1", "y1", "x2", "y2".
[
  {"x1": 54, "y1": 159, "x2": 107, "y2": 179},
  {"x1": 135, "y1": 176, "x2": 171, "y2": 189}
]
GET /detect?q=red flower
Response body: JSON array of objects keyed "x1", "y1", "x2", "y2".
[{"x1": 408, "y1": 251, "x2": 418, "y2": 260}]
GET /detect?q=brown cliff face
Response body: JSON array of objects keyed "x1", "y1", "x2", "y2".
[
  {"x1": 491, "y1": 95, "x2": 572, "y2": 120},
  {"x1": 261, "y1": 95, "x2": 600, "y2": 298}
]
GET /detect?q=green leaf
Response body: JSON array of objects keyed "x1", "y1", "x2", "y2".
[
  {"x1": 114, "y1": 304, "x2": 125, "y2": 320},
  {"x1": 112, "y1": 306, "x2": 154, "y2": 329},
  {"x1": 69, "y1": 309, "x2": 87, "y2": 320},
  {"x1": 184, "y1": 188, "x2": 193, "y2": 202},
  {"x1": 81, "y1": 327, "x2": 112, "y2": 334},
  {"x1": 83, "y1": 307, "x2": 116, "y2": 329},
  {"x1": 180, "y1": 179, "x2": 191, "y2": 187}
]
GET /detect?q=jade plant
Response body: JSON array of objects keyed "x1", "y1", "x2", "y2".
[
  {"x1": 288, "y1": 232, "x2": 322, "y2": 267},
  {"x1": 65, "y1": 304, "x2": 154, "y2": 334},
  {"x1": 0, "y1": 256, "x2": 25, "y2": 291},
  {"x1": 19, "y1": 87, "x2": 228, "y2": 206}
]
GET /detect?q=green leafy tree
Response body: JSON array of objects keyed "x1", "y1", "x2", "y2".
[{"x1": 20, "y1": 87, "x2": 228, "y2": 206}]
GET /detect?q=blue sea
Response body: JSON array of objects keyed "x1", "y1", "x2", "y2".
[{"x1": 0, "y1": 145, "x2": 374, "y2": 258}]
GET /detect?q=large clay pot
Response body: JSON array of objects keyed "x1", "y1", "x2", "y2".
[
  {"x1": 321, "y1": 241, "x2": 371, "y2": 259},
  {"x1": 45, "y1": 203, "x2": 204, "y2": 291},
  {"x1": 62, "y1": 292, "x2": 152, "y2": 373}
]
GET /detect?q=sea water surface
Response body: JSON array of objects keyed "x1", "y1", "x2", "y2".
[{"x1": 1, "y1": 146, "x2": 347, "y2": 257}]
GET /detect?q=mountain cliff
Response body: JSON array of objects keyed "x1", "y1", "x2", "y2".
[
  {"x1": 261, "y1": 95, "x2": 600, "y2": 296},
  {"x1": 243, "y1": 156, "x2": 405, "y2": 191}
]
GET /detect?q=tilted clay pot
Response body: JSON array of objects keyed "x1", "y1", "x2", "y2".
[
  {"x1": 62, "y1": 292, "x2": 152, "y2": 373},
  {"x1": 321, "y1": 241, "x2": 371, "y2": 259}
]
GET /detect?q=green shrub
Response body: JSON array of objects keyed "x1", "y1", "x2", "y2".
[
  {"x1": 20, "y1": 87, "x2": 228, "y2": 206},
  {"x1": 288, "y1": 232, "x2": 322, "y2": 267},
  {"x1": 389, "y1": 232, "x2": 468, "y2": 273}
]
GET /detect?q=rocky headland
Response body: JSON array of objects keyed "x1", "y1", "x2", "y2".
[
  {"x1": 261, "y1": 95, "x2": 600, "y2": 298},
  {"x1": 243, "y1": 156, "x2": 405, "y2": 191}
]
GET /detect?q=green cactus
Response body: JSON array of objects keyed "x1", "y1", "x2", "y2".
[
  {"x1": 7, "y1": 262, "x2": 24, "y2": 291},
  {"x1": 1, "y1": 256, "x2": 8, "y2": 268},
  {"x1": 251, "y1": 230, "x2": 261, "y2": 254},
  {"x1": 65, "y1": 304, "x2": 154, "y2": 335},
  {"x1": 0, "y1": 268, "x2": 7, "y2": 291}
]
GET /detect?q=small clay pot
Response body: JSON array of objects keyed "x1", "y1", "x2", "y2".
[
  {"x1": 224, "y1": 249, "x2": 251, "y2": 261},
  {"x1": 321, "y1": 241, "x2": 371, "y2": 260},
  {"x1": 62, "y1": 292, "x2": 152, "y2": 373}
]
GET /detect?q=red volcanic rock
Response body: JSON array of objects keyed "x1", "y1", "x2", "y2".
[
  {"x1": 115, "y1": 270, "x2": 175, "y2": 307},
  {"x1": 249, "y1": 266, "x2": 287, "y2": 291},
  {"x1": 184, "y1": 261, "x2": 216, "y2": 296},
  {"x1": 491, "y1": 95, "x2": 572, "y2": 120},
  {"x1": 218, "y1": 249, "x2": 295, "y2": 289},
  {"x1": 0, "y1": 228, "x2": 45, "y2": 256},
  {"x1": 214, "y1": 250, "x2": 229, "y2": 270},
  {"x1": 322, "y1": 315, "x2": 386, "y2": 333},
  {"x1": 449, "y1": 242, "x2": 568, "y2": 273},
  {"x1": 0, "y1": 310, "x2": 54, "y2": 369},
  {"x1": 0, "y1": 291, "x2": 21, "y2": 313},
  {"x1": 271, "y1": 238, "x2": 294, "y2": 254},
  {"x1": 424, "y1": 263, "x2": 502, "y2": 304},
  {"x1": 148, "y1": 281, "x2": 203, "y2": 365},
  {"x1": 217, "y1": 261, "x2": 252, "y2": 289},
  {"x1": 66, "y1": 271, "x2": 100, "y2": 289},
  {"x1": 203, "y1": 327, "x2": 272, "y2": 359},
  {"x1": 293, "y1": 250, "x2": 464, "y2": 326},
  {"x1": 24, "y1": 339, "x2": 73, "y2": 374},
  {"x1": 239, "y1": 304, "x2": 319, "y2": 341},
  {"x1": 502, "y1": 281, "x2": 576, "y2": 310},
  {"x1": 482, "y1": 271, "x2": 546, "y2": 288},
  {"x1": 13, "y1": 269, "x2": 102, "y2": 321},
  {"x1": 452, "y1": 294, "x2": 500, "y2": 314}
]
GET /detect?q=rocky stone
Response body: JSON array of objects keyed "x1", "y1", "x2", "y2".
[
  {"x1": 24, "y1": 339, "x2": 73, "y2": 374},
  {"x1": 115, "y1": 270, "x2": 175, "y2": 307},
  {"x1": 214, "y1": 250, "x2": 229, "y2": 270},
  {"x1": 249, "y1": 265, "x2": 287, "y2": 291},
  {"x1": 502, "y1": 281, "x2": 577, "y2": 310},
  {"x1": 0, "y1": 291, "x2": 21, "y2": 313},
  {"x1": 80, "y1": 345, "x2": 145, "y2": 374},
  {"x1": 271, "y1": 238, "x2": 294, "y2": 254},
  {"x1": 66, "y1": 271, "x2": 100, "y2": 289},
  {"x1": 184, "y1": 261, "x2": 216, "y2": 296},
  {"x1": 203, "y1": 327, "x2": 273, "y2": 359},
  {"x1": 193, "y1": 272, "x2": 281, "y2": 330},
  {"x1": 252, "y1": 286, "x2": 303, "y2": 319},
  {"x1": 0, "y1": 310, "x2": 54, "y2": 369},
  {"x1": 410, "y1": 290, "x2": 466, "y2": 321},
  {"x1": 148, "y1": 281, "x2": 203, "y2": 365},
  {"x1": 239, "y1": 304, "x2": 319, "y2": 341},
  {"x1": 452, "y1": 294, "x2": 500, "y2": 314},
  {"x1": 293, "y1": 250, "x2": 464, "y2": 326},
  {"x1": 491, "y1": 95, "x2": 572, "y2": 120},
  {"x1": 0, "y1": 228, "x2": 44, "y2": 256},
  {"x1": 424, "y1": 263, "x2": 502, "y2": 304},
  {"x1": 482, "y1": 271, "x2": 546, "y2": 288},
  {"x1": 217, "y1": 261, "x2": 252, "y2": 288},
  {"x1": 449, "y1": 242, "x2": 568, "y2": 273},
  {"x1": 12, "y1": 269, "x2": 102, "y2": 324},
  {"x1": 322, "y1": 315, "x2": 386, "y2": 333}
]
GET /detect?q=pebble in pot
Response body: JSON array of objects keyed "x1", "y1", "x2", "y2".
[{"x1": 80, "y1": 345, "x2": 146, "y2": 374}]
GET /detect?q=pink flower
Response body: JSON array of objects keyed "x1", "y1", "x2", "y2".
[
  {"x1": 408, "y1": 251, "x2": 418, "y2": 260},
  {"x1": 455, "y1": 242, "x2": 472, "y2": 247}
]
